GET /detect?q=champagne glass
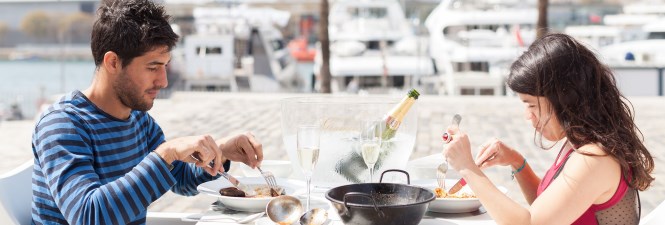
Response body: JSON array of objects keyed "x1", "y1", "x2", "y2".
[
  {"x1": 360, "y1": 120, "x2": 382, "y2": 183},
  {"x1": 297, "y1": 125, "x2": 320, "y2": 211}
]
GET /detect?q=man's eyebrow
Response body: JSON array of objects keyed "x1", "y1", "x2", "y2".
[{"x1": 147, "y1": 59, "x2": 171, "y2": 66}]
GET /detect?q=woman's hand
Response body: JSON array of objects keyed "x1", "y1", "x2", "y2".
[
  {"x1": 442, "y1": 126, "x2": 476, "y2": 172},
  {"x1": 219, "y1": 132, "x2": 264, "y2": 168},
  {"x1": 475, "y1": 138, "x2": 523, "y2": 170}
]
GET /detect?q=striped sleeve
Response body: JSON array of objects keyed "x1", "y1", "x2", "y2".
[
  {"x1": 34, "y1": 111, "x2": 176, "y2": 225},
  {"x1": 144, "y1": 113, "x2": 228, "y2": 196}
]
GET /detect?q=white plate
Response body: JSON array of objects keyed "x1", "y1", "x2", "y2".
[
  {"x1": 412, "y1": 179, "x2": 507, "y2": 213},
  {"x1": 197, "y1": 177, "x2": 305, "y2": 212}
]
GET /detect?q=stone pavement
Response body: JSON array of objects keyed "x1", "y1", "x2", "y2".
[{"x1": 1, "y1": 92, "x2": 663, "y2": 217}]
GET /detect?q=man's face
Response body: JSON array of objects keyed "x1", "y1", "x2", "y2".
[{"x1": 113, "y1": 46, "x2": 170, "y2": 111}]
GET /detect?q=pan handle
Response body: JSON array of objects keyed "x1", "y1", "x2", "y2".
[
  {"x1": 379, "y1": 169, "x2": 410, "y2": 185},
  {"x1": 342, "y1": 192, "x2": 385, "y2": 218}
]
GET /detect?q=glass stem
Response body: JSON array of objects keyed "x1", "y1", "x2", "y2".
[
  {"x1": 306, "y1": 176, "x2": 311, "y2": 211},
  {"x1": 369, "y1": 167, "x2": 374, "y2": 182}
]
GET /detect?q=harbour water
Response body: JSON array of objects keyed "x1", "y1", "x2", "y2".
[{"x1": 0, "y1": 60, "x2": 95, "y2": 118}]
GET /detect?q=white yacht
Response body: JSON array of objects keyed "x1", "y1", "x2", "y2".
[
  {"x1": 311, "y1": 0, "x2": 435, "y2": 93},
  {"x1": 565, "y1": 1, "x2": 665, "y2": 52},
  {"x1": 603, "y1": 1, "x2": 665, "y2": 41},
  {"x1": 179, "y1": 5, "x2": 296, "y2": 92},
  {"x1": 563, "y1": 1, "x2": 665, "y2": 96},
  {"x1": 564, "y1": 25, "x2": 625, "y2": 51},
  {"x1": 424, "y1": 0, "x2": 537, "y2": 96}
]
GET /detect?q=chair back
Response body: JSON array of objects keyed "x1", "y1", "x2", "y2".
[
  {"x1": 0, "y1": 160, "x2": 34, "y2": 225},
  {"x1": 641, "y1": 199, "x2": 665, "y2": 225}
]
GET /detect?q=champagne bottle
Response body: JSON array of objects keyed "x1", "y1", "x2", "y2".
[
  {"x1": 335, "y1": 88, "x2": 420, "y2": 183},
  {"x1": 382, "y1": 88, "x2": 419, "y2": 140}
]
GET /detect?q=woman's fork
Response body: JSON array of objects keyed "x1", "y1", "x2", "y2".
[
  {"x1": 438, "y1": 114, "x2": 462, "y2": 190},
  {"x1": 436, "y1": 163, "x2": 447, "y2": 190},
  {"x1": 257, "y1": 166, "x2": 279, "y2": 196}
]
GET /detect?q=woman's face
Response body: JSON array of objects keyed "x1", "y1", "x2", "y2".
[{"x1": 518, "y1": 93, "x2": 566, "y2": 141}]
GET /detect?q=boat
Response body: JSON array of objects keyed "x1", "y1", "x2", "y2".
[
  {"x1": 179, "y1": 5, "x2": 297, "y2": 92},
  {"x1": 311, "y1": 0, "x2": 435, "y2": 93},
  {"x1": 288, "y1": 37, "x2": 316, "y2": 62},
  {"x1": 565, "y1": 1, "x2": 665, "y2": 52},
  {"x1": 603, "y1": 0, "x2": 665, "y2": 41},
  {"x1": 424, "y1": 0, "x2": 537, "y2": 96},
  {"x1": 564, "y1": 25, "x2": 625, "y2": 50},
  {"x1": 288, "y1": 15, "x2": 316, "y2": 62},
  {"x1": 564, "y1": 1, "x2": 665, "y2": 96}
]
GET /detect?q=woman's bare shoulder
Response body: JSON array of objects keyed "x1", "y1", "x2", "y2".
[
  {"x1": 566, "y1": 143, "x2": 621, "y2": 203},
  {"x1": 576, "y1": 143, "x2": 607, "y2": 156},
  {"x1": 570, "y1": 143, "x2": 619, "y2": 169}
]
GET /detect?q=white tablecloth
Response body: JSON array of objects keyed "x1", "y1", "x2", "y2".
[{"x1": 195, "y1": 194, "x2": 496, "y2": 225}]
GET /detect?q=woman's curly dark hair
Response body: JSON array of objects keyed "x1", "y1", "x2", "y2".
[{"x1": 507, "y1": 33, "x2": 654, "y2": 191}]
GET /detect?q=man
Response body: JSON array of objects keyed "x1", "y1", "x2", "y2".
[{"x1": 31, "y1": 0, "x2": 264, "y2": 224}]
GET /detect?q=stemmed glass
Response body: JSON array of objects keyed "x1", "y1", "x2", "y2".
[
  {"x1": 360, "y1": 120, "x2": 382, "y2": 183},
  {"x1": 297, "y1": 125, "x2": 320, "y2": 211}
]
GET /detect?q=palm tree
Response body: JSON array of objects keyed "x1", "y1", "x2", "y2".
[
  {"x1": 537, "y1": 0, "x2": 548, "y2": 39},
  {"x1": 319, "y1": 0, "x2": 332, "y2": 93}
]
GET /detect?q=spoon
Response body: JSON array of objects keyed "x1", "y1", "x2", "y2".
[
  {"x1": 266, "y1": 195, "x2": 304, "y2": 225},
  {"x1": 299, "y1": 208, "x2": 329, "y2": 225}
]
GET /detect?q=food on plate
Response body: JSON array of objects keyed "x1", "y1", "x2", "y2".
[
  {"x1": 219, "y1": 185, "x2": 285, "y2": 198},
  {"x1": 434, "y1": 187, "x2": 476, "y2": 199},
  {"x1": 219, "y1": 187, "x2": 247, "y2": 197}
]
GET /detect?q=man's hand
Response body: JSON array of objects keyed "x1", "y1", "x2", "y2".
[
  {"x1": 219, "y1": 132, "x2": 264, "y2": 168},
  {"x1": 155, "y1": 135, "x2": 226, "y2": 176}
]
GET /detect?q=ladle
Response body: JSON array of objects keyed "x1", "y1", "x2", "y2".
[
  {"x1": 299, "y1": 208, "x2": 329, "y2": 225},
  {"x1": 266, "y1": 195, "x2": 303, "y2": 225}
]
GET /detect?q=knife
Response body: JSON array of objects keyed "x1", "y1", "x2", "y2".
[
  {"x1": 447, "y1": 153, "x2": 496, "y2": 195},
  {"x1": 190, "y1": 154, "x2": 256, "y2": 196},
  {"x1": 219, "y1": 171, "x2": 256, "y2": 196}
]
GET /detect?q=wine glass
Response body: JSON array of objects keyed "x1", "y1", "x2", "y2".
[
  {"x1": 360, "y1": 120, "x2": 382, "y2": 183},
  {"x1": 297, "y1": 125, "x2": 320, "y2": 211}
]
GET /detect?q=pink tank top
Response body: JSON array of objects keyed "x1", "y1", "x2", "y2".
[{"x1": 536, "y1": 148, "x2": 639, "y2": 225}]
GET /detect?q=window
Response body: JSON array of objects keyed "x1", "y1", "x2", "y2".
[
  {"x1": 196, "y1": 46, "x2": 223, "y2": 56},
  {"x1": 648, "y1": 32, "x2": 665, "y2": 40},
  {"x1": 349, "y1": 7, "x2": 387, "y2": 19},
  {"x1": 271, "y1": 40, "x2": 285, "y2": 51}
]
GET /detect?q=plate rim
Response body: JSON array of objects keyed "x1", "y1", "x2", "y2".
[{"x1": 197, "y1": 176, "x2": 305, "y2": 199}]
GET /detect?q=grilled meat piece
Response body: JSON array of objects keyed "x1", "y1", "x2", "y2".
[{"x1": 219, "y1": 187, "x2": 246, "y2": 197}]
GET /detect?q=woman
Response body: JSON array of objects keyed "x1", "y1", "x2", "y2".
[{"x1": 442, "y1": 33, "x2": 654, "y2": 225}]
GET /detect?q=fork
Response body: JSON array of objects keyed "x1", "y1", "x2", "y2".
[
  {"x1": 438, "y1": 114, "x2": 462, "y2": 190},
  {"x1": 257, "y1": 166, "x2": 279, "y2": 196},
  {"x1": 436, "y1": 163, "x2": 448, "y2": 190}
]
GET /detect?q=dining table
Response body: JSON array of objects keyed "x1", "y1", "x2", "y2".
[{"x1": 194, "y1": 189, "x2": 496, "y2": 225}]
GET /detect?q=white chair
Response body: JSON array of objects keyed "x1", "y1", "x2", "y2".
[
  {"x1": 640, "y1": 200, "x2": 665, "y2": 225},
  {"x1": 0, "y1": 160, "x2": 34, "y2": 225}
]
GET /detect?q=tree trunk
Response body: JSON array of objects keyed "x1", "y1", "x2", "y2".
[
  {"x1": 536, "y1": 0, "x2": 548, "y2": 39},
  {"x1": 319, "y1": 0, "x2": 332, "y2": 93}
]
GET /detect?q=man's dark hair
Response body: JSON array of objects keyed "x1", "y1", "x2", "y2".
[{"x1": 91, "y1": 0, "x2": 179, "y2": 68}]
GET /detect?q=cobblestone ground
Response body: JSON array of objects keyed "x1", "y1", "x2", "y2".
[{"x1": 2, "y1": 92, "x2": 663, "y2": 217}]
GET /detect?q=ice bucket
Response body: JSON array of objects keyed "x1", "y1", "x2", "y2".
[{"x1": 281, "y1": 96, "x2": 418, "y2": 188}]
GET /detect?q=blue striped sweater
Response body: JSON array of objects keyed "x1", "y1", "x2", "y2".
[{"x1": 31, "y1": 90, "x2": 228, "y2": 225}]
